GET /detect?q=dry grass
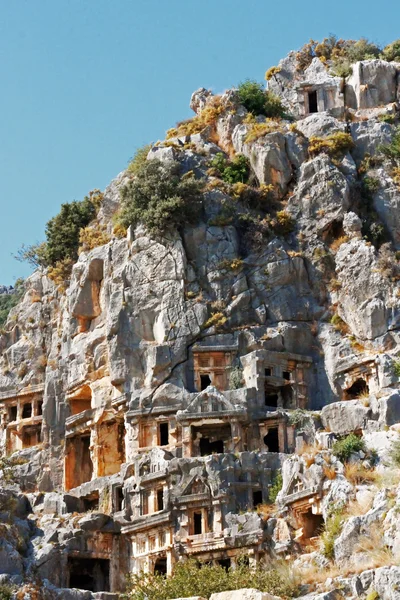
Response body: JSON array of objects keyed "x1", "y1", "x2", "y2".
[
  {"x1": 323, "y1": 464, "x2": 337, "y2": 480},
  {"x1": 166, "y1": 95, "x2": 228, "y2": 140},
  {"x1": 344, "y1": 463, "x2": 378, "y2": 485},
  {"x1": 375, "y1": 469, "x2": 400, "y2": 489},
  {"x1": 298, "y1": 443, "x2": 322, "y2": 467},
  {"x1": 355, "y1": 525, "x2": 394, "y2": 569},
  {"x1": 344, "y1": 497, "x2": 374, "y2": 518},
  {"x1": 300, "y1": 565, "x2": 340, "y2": 587},
  {"x1": 330, "y1": 235, "x2": 349, "y2": 252},
  {"x1": 256, "y1": 503, "x2": 276, "y2": 520}
]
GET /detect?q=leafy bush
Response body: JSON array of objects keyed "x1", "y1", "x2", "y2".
[
  {"x1": 382, "y1": 39, "x2": 400, "y2": 62},
  {"x1": 245, "y1": 120, "x2": 284, "y2": 143},
  {"x1": 237, "y1": 80, "x2": 286, "y2": 118},
  {"x1": 0, "y1": 584, "x2": 14, "y2": 600},
  {"x1": 268, "y1": 471, "x2": 283, "y2": 503},
  {"x1": 363, "y1": 176, "x2": 380, "y2": 194},
  {"x1": 265, "y1": 66, "x2": 281, "y2": 81},
  {"x1": 45, "y1": 197, "x2": 97, "y2": 265},
  {"x1": 0, "y1": 281, "x2": 24, "y2": 328},
  {"x1": 78, "y1": 225, "x2": 110, "y2": 253},
  {"x1": 230, "y1": 182, "x2": 274, "y2": 211},
  {"x1": 332, "y1": 433, "x2": 366, "y2": 462},
  {"x1": 379, "y1": 126, "x2": 400, "y2": 163},
  {"x1": 272, "y1": 210, "x2": 295, "y2": 235},
  {"x1": 296, "y1": 36, "x2": 381, "y2": 73},
  {"x1": 389, "y1": 439, "x2": 400, "y2": 467},
  {"x1": 229, "y1": 367, "x2": 244, "y2": 390},
  {"x1": 203, "y1": 312, "x2": 227, "y2": 330},
  {"x1": 127, "y1": 144, "x2": 152, "y2": 175},
  {"x1": 308, "y1": 132, "x2": 354, "y2": 159},
  {"x1": 288, "y1": 408, "x2": 313, "y2": 430},
  {"x1": 17, "y1": 190, "x2": 103, "y2": 276},
  {"x1": 211, "y1": 153, "x2": 250, "y2": 184},
  {"x1": 124, "y1": 558, "x2": 299, "y2": 600},
  {"x1": 393, "y1": 360, "x2": 400, "y2": 377},
  {"x1": 117, "y1": 160, "x2": 204, "y2": 236},
  {"x1": 321, "y1": 509, "x2": 343, "y2": 558},
  {"x1": 167, "y1": 96, "x2": 227, "y2": 139}
]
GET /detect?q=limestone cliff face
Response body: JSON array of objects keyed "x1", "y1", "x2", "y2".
[{"x1": 0, "y1": 50, "x2": 400, "y2": 600}]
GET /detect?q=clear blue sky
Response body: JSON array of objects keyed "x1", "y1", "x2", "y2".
[{"x1": 1, "y1": 0, "x2": 399, "y2": 285}]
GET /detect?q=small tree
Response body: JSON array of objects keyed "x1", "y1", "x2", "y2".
[
  {"x1": 332, "y1": 433, "x2": 366, "y2": 462},
  {"x1": 117, "y1": 160, "x2": 204, "y2": 236},
  {"x1": 237, "y1": 80, "x2": 286, "y2": 118}
]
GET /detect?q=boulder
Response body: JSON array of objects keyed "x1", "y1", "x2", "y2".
[{"x1": 321, "y1": 401, "x2": 369, "y2": 435}]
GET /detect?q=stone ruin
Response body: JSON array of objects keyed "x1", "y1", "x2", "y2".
[
  {"x1": 268, "y1": 54, "x2": 400, "y2": 119},
  {"x1": 1, "y1": 42, "x2": 400, "y2": 600}
]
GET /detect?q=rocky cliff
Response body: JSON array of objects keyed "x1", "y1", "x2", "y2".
[{"x1": 1, "y1": 39, "x2": 400, "y2": 600}]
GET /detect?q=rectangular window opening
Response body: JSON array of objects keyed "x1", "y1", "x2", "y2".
[
  {"x1": 157, "y1": 489, "x2": 164, "y2": 511},
  {"x1": 193, "y1": 511, "x2": 202, "y2": 535},
  {"x1": 22, "y1": 403, "x2": 32, "y2": 419},
  {"x1": 308, "y1": 90, "x2": 318, "y2": 113},
  {"x1": 9, "y1": 406, "x2": 17, "y2": 422},
  {"x1": 159, "y1": 422, "x2": 169, "y2": 446},
  {"x1": 253, "y1": 490, "x2": 263, "y2": 508}
]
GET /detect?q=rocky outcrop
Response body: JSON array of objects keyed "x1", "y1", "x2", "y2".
[{"x1": 1, "y1": 41, "x2": 400, "y2": 600}]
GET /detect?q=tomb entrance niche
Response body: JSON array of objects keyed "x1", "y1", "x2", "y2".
[
  {"x1": 65, "y1": 434, "x2": 93, "y2": 490},
  {"x1": 300, "y1": 510, "x2": 324, "y2": 539},
  {"x1": 154, "y1": 557, "x2": 167, "y2": 576},
  {"x1": 344, "y1": 378, "x2": 369, "y2": 400},
  {"x1": 192, "y1": 423, "x2": 231, "y2": 456},
  {"x1": 264, "y1": 384, "x2": 279, "y2": 408},
  {"x1": 67, "y1": 557, "x2": 110, "y2": 592},
  {"x1": 308, "y1": 90, "x2": 318, "y2": 113},
  {"x1": 263, "y1": 427, "x2": 280, "y2": 453},
  {"x1": 68, "y1": 385, "x2": 92, "y2": 416}
]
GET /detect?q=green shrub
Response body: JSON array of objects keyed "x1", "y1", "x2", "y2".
[
  {"x1": 379, "y1": 126, "x2": 400, "y2": 163},
  {"x1": 272, "y1": 210, "x2": 295, "y2": 235},
  {"x1": 0, "y1": 584, "x2": 14, "y2": 600},
  {"x1": 365, "y1": 590, "x2": 380, "y2": 600},
  {"x1": 117, "y1": 160, "x2": 204, "y2": 237},
  {"x1": 127, "y1": 144, "x2": 152, "y2": 175},
  {"x1": 345, "y1": 38, "x2": 381, "y2": 62},
  {"x1": 44, "y1": 196, "x2": 97, "y2": 265},
  {"x1": 296, "y1": 36, "x2": 381, "y2": 73},
  {"x1": 0, "y1": 282, "x2": 24, "y2": 328},
  {"x1": 229, "y1": 367, "x2": 244, "y2": 390},
  {"x1": 308, "y1": 132, "x2": 354, "y2": 159},
  {"x1": 268, "y1": 471, "x2": 283, "y2": 503},
  {"x1": 332, "y1": 433, "x2": 366, "y2": 462},
  {"x1": 393, "y1": 360, "x2": 400, "y2": 377},
  {"x1": 237, "y1": 80, "x2": 286, "y2": 118},
  {"x1": 389, "y1": 439, "x2": 400, "y2": 467},
  {"x1": 124, "y1": 558, "x2": 299, "y2": 600},
  {"x1": 362, "y1": 220, "x2": 386, "y2": 247},
  {"x1": 211, "y1": 153, "x2": 250, "y2": 184},
  {"x1": 321, "y1": 509, "x2": 344, "y2": 558},
  {"x1": 381, "y1": 39, "x2": 400, "y2": 62},
  {"x1": 16, "y1": 190, "x2": 103, "y2": 277},
  {"x1": 288, "y1": 408, "x2": 313, "y2": 430},
  {"x1": 363, "y1": 176, "x2": 380, "y2": 194}
]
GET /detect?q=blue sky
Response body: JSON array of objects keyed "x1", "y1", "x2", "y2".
[{"x1": 1, "y1": 0, "x2": 399, "y2": 284}]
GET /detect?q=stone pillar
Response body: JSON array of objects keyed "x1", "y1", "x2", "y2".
[{"x1": 181, "y1": 423, "x2": 192, "y2": 457}]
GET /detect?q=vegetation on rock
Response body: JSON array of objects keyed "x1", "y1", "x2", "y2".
[
  {"x1": 211, "y1": 153, "x2": 250, "y2": 184},
  {"x1": 237, "y1": 80, "x2": 286, "y2": 118},
  {"x1": 0, "y1": 280, "x2": 24, "y2": 328},
  {"x1": 308, "y1": 132, "x2": 354, "y2": 159},
  {"x1": 124, "y1": 558, "x2": 299, "y2": 600},
  {"x1": 332, "y1": 433, "x2": 366, "y2": 462},
  {"x1": 117, "y1": 160, "x2": 204, "y2": 236}
]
